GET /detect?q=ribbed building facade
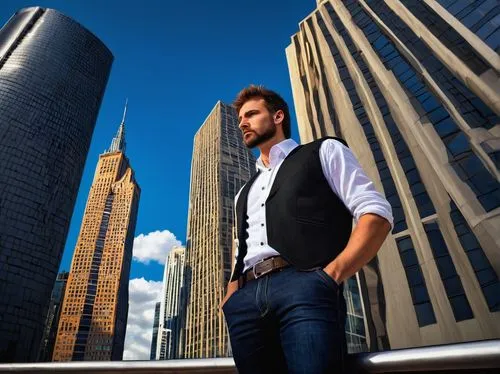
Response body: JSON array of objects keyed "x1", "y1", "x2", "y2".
[
  {"x1": 0, "y1": 7, "x2": 112, "y2": 362},
  {"x1": 155, "y1": 246, "x2": 185, "y2": 360},
  {"x1": 287, "y1": 0, "x2": 499, "y2": 350},
  {"x1": 182, "y1": 102, "x2": 256, "y2": 358},
  {"x1": 52, "y1": 112, "x2": 140, "y2": 361}
]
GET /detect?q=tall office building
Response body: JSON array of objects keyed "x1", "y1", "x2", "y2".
[
  {"x1": 154, "y1": 246, "x2": 185, "y2": 360},
  {"x1": 0, "y1": 7, "x2": 112, "y2": 362},
  {"x1": 183, "y1": 102, "x2": 256, "y2": 358},
  {"x1": 149, "y1": 302, "x2": 161, "y2": 360},
  {"x1": 52, "y1": 107, "x2": 140, "y2": 361},
  {"x1": 286, "y1": 0, "x2": 499, "y2": 350},
  {"x1": 37, "y1": 272, "x2": 70, "y2": 362}
]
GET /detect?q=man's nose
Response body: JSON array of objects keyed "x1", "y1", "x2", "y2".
[{"x1": 239, "y1": 120, "x2": 249, "y2": 130}]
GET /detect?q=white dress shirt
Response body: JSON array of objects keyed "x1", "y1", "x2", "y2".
[{"x1": 234, "y1": 138, "x2": 393, "y2": 273}]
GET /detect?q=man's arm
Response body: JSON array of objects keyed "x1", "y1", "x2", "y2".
[
  {"x1": 324, "y1": 213, "x2": 391, "y2": 284},
  {"x1": 319, "y1": 139, "x2": 393, "y2": 283}
]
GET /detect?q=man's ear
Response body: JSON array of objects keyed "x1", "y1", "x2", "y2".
[{"x1": 274, "y1": 110, "x2": 284, "y2": 125}]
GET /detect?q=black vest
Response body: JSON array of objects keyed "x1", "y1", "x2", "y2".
[{"x1": 231, "y1": 137, "x2": 353, "y2": 281}]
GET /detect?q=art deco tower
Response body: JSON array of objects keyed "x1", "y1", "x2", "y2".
[
  {"x1": 0, "y1": 7, "x2": 112, "y2": 362},
  {"x1": 183, "y1": 102, "x2": 256, "y2": 358},
  {"x1": 287, "y1": 0, "x2": 499, "y2": 350},
  {"x1": 52, "y1": 105, "x2": 140, "y2": 361}
]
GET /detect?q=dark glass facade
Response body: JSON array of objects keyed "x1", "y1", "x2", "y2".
[
  {"x1": 37, "y1": 272, "x2": 69, "y2": 362},
  {"x1": 424, "y1": 222, "x2": 473, "y2": 321},
  {"x1": 0, "y1": 7, "x2": 112, "y2": 362},
  {"x1": 150, "y1": 302, "x2": 161, "y2": 360},
  {"x1": 396, "y1": 236, "x2": 437, "y2": 327},
  {"x1": 450, "y1": 201, "x2": 500, "y2": 312}
]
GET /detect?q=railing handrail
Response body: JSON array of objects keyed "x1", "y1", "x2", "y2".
[
  {"x1": 352, "y1": 339, "x2": 500, "y2": 372},
  {"x1": 0, "y1": 340, "x2": 499, "y2": 373}
]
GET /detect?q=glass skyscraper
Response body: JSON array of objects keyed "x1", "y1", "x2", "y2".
[
  {"x1": 37, "y1": 272, "x2": 70, "y2": 362},
  {"x1": 150, "y1": 302, "x2": 161, "y2": 360},
  {"x1": 0, "y1": 7, "x2": 112, "y2": 362},
  {"x1": 155, "y1": 246, "x2": 185, "y2": 360}
]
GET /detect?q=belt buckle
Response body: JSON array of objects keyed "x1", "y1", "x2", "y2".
[{"x1": 253, "y1": 257, "x2": 274, "y2": 279}]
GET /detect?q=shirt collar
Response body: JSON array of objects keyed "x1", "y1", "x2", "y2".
[{"x1": 256, "y1": 138, "x2": 299, "y2": 171}]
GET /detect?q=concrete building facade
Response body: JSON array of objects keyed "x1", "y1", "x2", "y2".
[
  {"x1": 182, "y1": 102, "x2": 256, "y2": 358},
  {"x1": 287, "y1": 0, "x2": 499, "y2": 350},
  {"x1": 52, "y1": 110, "x2": 140, "y2": 361},
  {"x1": 155, "y1": 246, "x2": 185, "y2": 360},
  {"x1": 0, "y1": 7, "x2": 112, "y2": 362}
]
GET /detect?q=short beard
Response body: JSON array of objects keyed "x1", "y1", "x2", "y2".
[{"x1": 244, "y1": 125, "x2": 277, "y2": 149}]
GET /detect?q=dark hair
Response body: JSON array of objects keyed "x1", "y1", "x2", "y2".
[{"x1": 233, "y1": 85, "x2": 291, "y2": 138}]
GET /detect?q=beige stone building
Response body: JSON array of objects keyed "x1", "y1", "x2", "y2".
[
  {"x1": 286, "y1": 0, "x2": 499, "y2": 350},
  {"x1": 52, "y1": 107, "x2": 140, "y2": 361},
  {"x1": 182, "y1": 102, "x2": 255, "y2": 358}
]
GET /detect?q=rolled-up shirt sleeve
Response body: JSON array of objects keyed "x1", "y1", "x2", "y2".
[{"x1": 320, "y1": 139, "x2": 393, "y2": 228}]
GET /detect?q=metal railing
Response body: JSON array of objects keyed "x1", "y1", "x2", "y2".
[{"x1": 0, "y1": 340, "x2": 499, "y2": 373}]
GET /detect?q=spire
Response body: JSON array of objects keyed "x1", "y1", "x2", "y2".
[
  {"x1": 107, "y1": 99, "x2": 127, "y2": 153},
  {"x1": 121, "y1": 98, "x2": 128, "y2": 125}
]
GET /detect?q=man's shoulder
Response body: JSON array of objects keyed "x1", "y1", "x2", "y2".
[{"x1": 304, "y1": 136, "x2": 348, "y2": 148}]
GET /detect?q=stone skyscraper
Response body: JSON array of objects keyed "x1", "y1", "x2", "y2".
[
  {"x1": 287, "y1": 0, "x2": 499, "y2": 350},
  {"x1": 183, "y1": 102, "x2": 256, "y2": 358},
  {"x1": 52, "y1": 107, "x2": 140, "y2": 361},
  {"x1": 154, "y1": 246, "x2": 185, "y2": 360},
  {"x1": 0, "y1": 7, "x2": 112, "y2": 362}
]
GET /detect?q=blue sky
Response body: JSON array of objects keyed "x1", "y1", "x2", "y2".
[
  {"x1": 0, "y1": 1, "x2": 314, "y2": 282},
  {"x1": 0, "y1": 0, "x2": 318, "y2": 359}
]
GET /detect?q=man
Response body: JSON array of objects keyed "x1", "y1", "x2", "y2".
[{"x1": 222, "y1": 85, "x2": 392, "y2": 374}]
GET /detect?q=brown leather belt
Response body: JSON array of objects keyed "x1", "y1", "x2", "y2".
[{"x1": 240, "y1": 256, "x2": 290, "y2": 286}]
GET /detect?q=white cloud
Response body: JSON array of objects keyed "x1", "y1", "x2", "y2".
[
  {"x1": 123, "y1": 277, "x2": 163, "y2": 361},
  {"x1": 133, "y1": 229, "x2": 182, "y2": 265}
]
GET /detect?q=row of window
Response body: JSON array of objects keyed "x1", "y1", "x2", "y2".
[
  {"x1": 449, "y1": 201, "x2": 500, "y2": 312},
  {"x1": 318, "y1": 7, "x2": 408, "y2": 234},
  {"x1": 366, "y1": 0, "x2": 499, "y2": 132},
  {"x1": 437, "y1": 0, "x2": 500, "y2": 52},
  {"x1": 323, "y1": 4, "x2": 437, "y2": 220},
  {"x1": 346, "y1": 0, "x2": 500, "y2": 213},
  {"x1": 424, "y1": 222, "x2": 473, "y2": 321}
]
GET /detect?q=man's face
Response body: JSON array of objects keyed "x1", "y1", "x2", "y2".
[{"x1": 238, "y1": 98, "x2": 277, "y2": 149}]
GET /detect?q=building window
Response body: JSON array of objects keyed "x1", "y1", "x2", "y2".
[
  {"x1": 344, "y1": 0, "x2": 500, "y2": 213},
  {"x1": 396, "y1": 235, "x2": 437, "y2": 326},
  {"x1": 318, "y1": 7, "x2": 408, "y2": 233},
  {"x1": 450, "y1": 201, "x2": 500, "y2": 312},
  {"x1": 424, "y1": 222, "x2": 473, "y2": 321}
]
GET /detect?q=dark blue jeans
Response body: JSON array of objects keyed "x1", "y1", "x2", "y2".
[{"x1": 223, "y1": 266, "x2": 347, "y2": 374}]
